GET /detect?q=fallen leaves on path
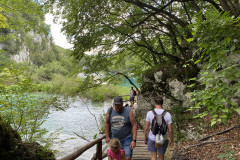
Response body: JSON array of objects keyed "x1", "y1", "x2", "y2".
[{"x1": 172, "y1": 114, "x2": 240, "y2": 160}]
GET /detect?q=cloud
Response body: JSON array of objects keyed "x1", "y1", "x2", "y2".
[{"x1": 45, "y1": 14, "x2": 73, "y2": 49}]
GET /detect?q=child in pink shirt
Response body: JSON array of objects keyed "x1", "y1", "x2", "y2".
[{"x1": 107, "y1": 138, "x2": 125, "y2": 160}]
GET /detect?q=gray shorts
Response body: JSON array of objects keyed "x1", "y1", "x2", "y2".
[{"x1": 147, "y1": 139, "x2": 168, "y2": 154}]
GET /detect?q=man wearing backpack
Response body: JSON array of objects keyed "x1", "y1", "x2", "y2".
[
  {"x1": 129, "y1": 87, "x2": 136, "y2": 107},
  {"x1": 144, "y1": 96, "x2": 174, "y2": 160},
  {"x1": 105, "y1": 96, "x2": 138, "y2": 160}
]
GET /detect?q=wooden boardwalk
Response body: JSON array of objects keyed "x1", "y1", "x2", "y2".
[{"x1": 132, "y1": 130, "x2": 151, "y2": 160}]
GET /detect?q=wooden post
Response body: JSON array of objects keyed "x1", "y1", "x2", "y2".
[
  {"x1": 96, "y1": 141, "x2": 102, "y2": 160},
  {"x1": 61, "y1": 135, "x2": 105, "y2": 160}
]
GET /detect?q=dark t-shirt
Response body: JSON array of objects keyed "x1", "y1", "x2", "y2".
[{"x1": 108, "y1": 107, "x2": 132, "y2": 140}]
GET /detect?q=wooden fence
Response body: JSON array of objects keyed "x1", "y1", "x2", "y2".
[{"x1": 60, "y1": 135, "x2": 107, "y2": 160}]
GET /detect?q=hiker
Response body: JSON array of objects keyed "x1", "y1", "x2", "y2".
[
  {"x1": 129, "y1": 87, "x2": 136, "y2": 107},
  {"x1": 135, "y1": 89, "x2": 140, "y2": 104},
  {"x1": 107, "y1": 138, "x2": 126, "y2": 160},
  {"x1": 105, "y1": 96, "x2": 138, "y2": 160},
  {"x1": 144, "y1": 96, "x2": 174, "y2": 160}
]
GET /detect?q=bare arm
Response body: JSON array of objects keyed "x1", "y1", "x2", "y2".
[
  {"x1": 108, "y1": 155, "x2": 111, "y2": 160},
  {"x1": 122, "y1": 151, "x2": 126, "y2": 160},
  {"x1": 129, "y1": 110, "x2": 137, "y2": 148},
  {"x1": 168, "y1": 123, "x2": 174, "y2": 147},
  {"x1": 105, "y1": 111, "x2": 110, "y2": 143},
  {"x1": 144, "y1": 121, "x2": 150, "y2": 144}
]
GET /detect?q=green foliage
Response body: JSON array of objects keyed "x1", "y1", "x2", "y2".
[
  {"x1": 0, "y1": 51, "x2": 15, "y2": 67},
  {"x1": 189, "y1": 10, "x2": 240, "y2": 125},
  {"x1": 171, "y1": 106, "x2": 192, "y2": 142},
  {"x1": 0, "y1": 0, "x2": 47, "y2": 42},
  {"x1": 218, "y1": 146, "x2": 236, "y2": 160},
  {"x1": 45, "y1": 0, "x2": 190, "y2": 86},
  {"x1": 99, "y1": 111, "x2": 106, "y2": 133},
  {"x1": 0, "y1": 65, "x2": 57, "y2": 146},
  {"x1": 38, "y1": 74, "x2": 83, "y2": 95},
  {"x1": 85, "y1": 85, "x2": 129, "y2": 101},
  {"x1": 34, "y1": 61, "x2": 69, "y2": 81}
]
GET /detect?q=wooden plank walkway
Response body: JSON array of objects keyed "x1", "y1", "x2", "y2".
[{"x1": 132, "y1": 130, "x2": 151, "y2": 160}]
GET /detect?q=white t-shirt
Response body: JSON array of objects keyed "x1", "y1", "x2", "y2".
[
  {"x1": 146, "y1": 108, "x2": 172, "y2": 141},
  {"x1": 130, "y1": 90, "x2": 134, "y2": 97}
]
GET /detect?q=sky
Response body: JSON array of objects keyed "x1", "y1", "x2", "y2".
[{"x1": 45, "y1": 14, "x2": 73, "y2": 49}]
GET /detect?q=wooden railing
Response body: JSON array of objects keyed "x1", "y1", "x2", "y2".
[
  {"x1": 60, "y1": 135, "x2": 107, "y2": 160},
  {"x1": 60, "y1": 95, "x2": 133, "y2": 160}
]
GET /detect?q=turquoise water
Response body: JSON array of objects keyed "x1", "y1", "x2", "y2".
[{"x1": 120, "y1": 77, "x2": 139, "y2": 88}]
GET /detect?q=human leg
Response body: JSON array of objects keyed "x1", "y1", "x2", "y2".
[
  {"x1": 157, "y1": 152, "x2": 164, "y2": 160},
  {"x1": 147, "y1": 139, "x2": 157, "y2": 160},
  {"x1": 148, "y1": 139, "x2": 168, "y2": 160},
  {"x1": 151, "y1": 152, "x2": 157, "y2": 160},
  {"x1": 158, "y1": 140, "x2": 168, "y2": 154},
  {"x1": 120, "y1": 136, "x2": 133, "y2": 160},
  {"x1": 156, "y1": 140, "x2": 168, "y2": 160}
]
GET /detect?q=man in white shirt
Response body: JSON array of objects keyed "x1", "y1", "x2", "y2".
[{"x1": 144, "y1": 96, "x2": 174, "y2": 160}]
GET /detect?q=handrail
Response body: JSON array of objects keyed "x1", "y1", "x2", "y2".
[
  {"x1": 60, "y1": 135, "x2": 106, "y2": 160},
  {"x1": 118, "y1": 95, "x2": 130, "y2": 97},
  {"x1": 91, "y1": 144, "x2": 108, "y2": 160}
]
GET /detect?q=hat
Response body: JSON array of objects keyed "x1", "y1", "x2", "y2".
[{"x1": 113, "y1": 96, "x2": 123, "y2": 104}]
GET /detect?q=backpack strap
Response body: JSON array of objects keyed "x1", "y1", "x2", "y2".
[
  {"x1": 161, "y1": 110, "x2": 167, "y2": 116},
  {"x1": 109, "y1": 107, "x2": 113, "y2": 117},
  {"x1": 152, "y1": 109, "x2": 167, "y2": 116},
  {"x1": 152, "y1": 109, "x2": 158, "y2": 116}
]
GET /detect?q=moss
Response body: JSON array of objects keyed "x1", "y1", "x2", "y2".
[
  {"x1": 0, "y1": 116, "x2": 55, "y2": 160},
  {"x1": 0, "y1": 116, "x2": 22, "y2": 159}
]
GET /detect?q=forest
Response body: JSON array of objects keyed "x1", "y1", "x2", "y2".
[{"x1": 0, "y1": 0, "x2": 240, "y2": 159}]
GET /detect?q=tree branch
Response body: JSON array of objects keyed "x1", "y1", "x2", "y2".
[
  {"x1": 182, "y1": 2, "x2": 192, "y2": 24},
  {"x1": 198, "y1": 125, "x2": 240, "y2": 141},
  {"x1": 123, "y1": 0, "x2": 188, "y2": 28},
  {"x1": 115, "y1": 72, "x2": 139, "y2": 90},
  {"x1": 191, "y1": 1, "x2": 206, "y2": 20},
  {"x1": 80, "y1": 98, "x2": 101, "y2": 132},
  {"x1": 73, "y1": 132, "x2": 91, "y2": 142},
  {"x1": 184, "y1": 138, "x2": 231, "y2": 149},
  {"x1": 130, "y1": 37, "x2": 159, "y2": 64},
  {"x1": 204, "y1": 0, "x2": 223, "y2": 13},
  {"x1": 128, "y1": 48, "x2": 153, "y2": 67}
]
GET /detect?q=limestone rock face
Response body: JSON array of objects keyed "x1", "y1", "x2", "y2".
[
  {"x1": 10, "y1": 45, "x2": 30, "y2": 63},
  {"x1": 0, "y1": 117, "x2": 55, "y2": 160},
  {"x1": 135, "y1": 63, "x2": 199, "y2": 128}
]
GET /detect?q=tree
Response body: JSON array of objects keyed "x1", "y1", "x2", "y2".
[
  {"x1": 44, "y1": 0, "x2": 240, "y2": 124},
  {"x1": 43, "y1": 0, "x2": 238, "y2": 78},
  {"x1": 0, "y1": 0, "x2": 45, "y2": 33}
]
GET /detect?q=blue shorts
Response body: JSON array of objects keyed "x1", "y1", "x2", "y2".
[
  {"x1": 147, "y1": 139, "x2": 168, "y2": 154},
  {"x1": 120, "y1": 136, "x2": 133, "y2": 157},
  {"x1": 130, "y1": 97, "x2": 134, "y2": 102}
]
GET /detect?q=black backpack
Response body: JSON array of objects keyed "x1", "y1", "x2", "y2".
[
  {"x1": 151, "y1": 110, "x2": 168, "y2": 135},
  {"x1": 133, "y1": 90, "x2": 137, "y2": 96}
]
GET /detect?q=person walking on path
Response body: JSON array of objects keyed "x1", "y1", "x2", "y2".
[
  {"x1": 105, "y1": 96, "x2": 138, "y2": 160},
  {"x1": 144, "y1": 96, "x2": 174, "y2": 160},
  {"x1": 129, "y1": 87, "x2": 136, "y2": 107},
  {"x1": 107, "y1": 138, "x2": 126, "y2": 160},
  {"x1": 135, "y1": 89, "x2": 140, "y2": 104}
]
